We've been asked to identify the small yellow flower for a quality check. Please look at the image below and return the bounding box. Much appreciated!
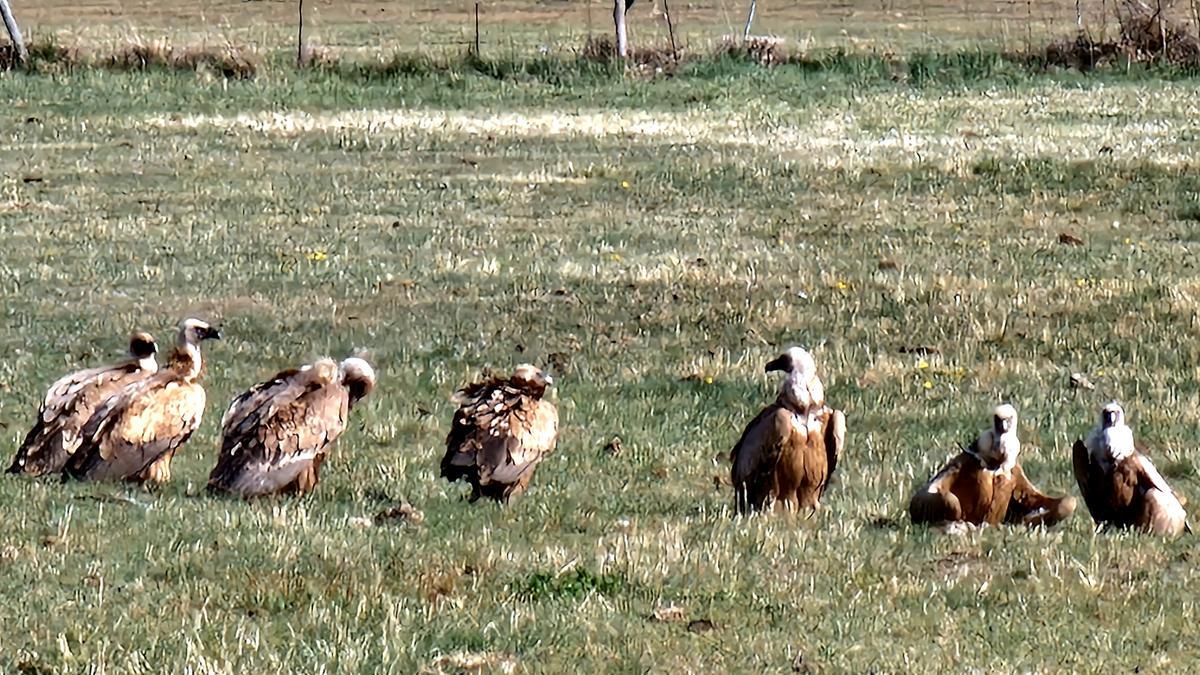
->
[704,376,714,385]
[1124,237,1132,245]
[306,250,328,262]
[923,380,933,390]
[1096,369,1105,377]
[620,180,631,190]
[610,253,622,262]
[1075,278,1086,287]
[917,359,929,370]
[836,280,849,291]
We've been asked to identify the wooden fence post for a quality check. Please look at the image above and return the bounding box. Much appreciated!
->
[474,2,481,56]
[0,0,28,67]
[662,0,677,60]
[743,0,757,40]
[614,0,628,58]
[296,0,307,67]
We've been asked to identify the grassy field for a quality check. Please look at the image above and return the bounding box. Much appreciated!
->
[4,20,1200,674]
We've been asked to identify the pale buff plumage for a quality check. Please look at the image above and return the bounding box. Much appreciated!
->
[910,404,1076,529]
[207,357,376,498]
[1073,402,1187,536]
[64,318,220,486]
[441,364,558,503]
[8,332,158,476]
[730,347,845,514]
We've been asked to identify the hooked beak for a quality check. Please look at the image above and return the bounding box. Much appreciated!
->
[543,374,555,387]
[993,416,1011,435]
[201,326,222,341]
[764,355,788,373]
[1103,410,1118,427]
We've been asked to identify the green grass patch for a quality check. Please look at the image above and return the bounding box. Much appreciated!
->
[1,65,1200,671]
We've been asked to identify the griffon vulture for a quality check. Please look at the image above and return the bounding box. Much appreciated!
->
[8,332,158,476]
[909,404,1076,529]
[441,364,558,503]
[64,318,220,485]
[1072,402,1187,536]
[206,357,376,498]
[730,347,846,514]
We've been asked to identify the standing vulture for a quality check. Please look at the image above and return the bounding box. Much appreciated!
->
[207,357,376,498]
[64,318,220,485]
[730,347,846,514]
[441,364,558,503]
[1072,402,1187,536]
[8,332,158,476]
[910,404,1076,530]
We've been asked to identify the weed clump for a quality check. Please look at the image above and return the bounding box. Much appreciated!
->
[0,36,257,78]
[712,34,786,66]
[581,35,679,75]
[1039,1,1200,71]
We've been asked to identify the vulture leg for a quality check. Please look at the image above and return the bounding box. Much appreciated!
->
[135,451,175,486]
[508,471,536,502]
[1138,489,1187,536]
[283,457,323,496]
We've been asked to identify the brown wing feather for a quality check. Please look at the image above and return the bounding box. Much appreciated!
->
[66,374,205,484]
[219,368,304,431]
[730,403,790,514]
[1005,464,1076,527]
[9,360,149,476]
[1071,439,1103,525]
[820,408,846,496]
[208,370,348,497]
[909,452,969,525]
[441,377,557,502]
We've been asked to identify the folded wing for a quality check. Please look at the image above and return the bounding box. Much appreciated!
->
[209,362,348,497]
[66,373,205,483]
[9,361,148,476]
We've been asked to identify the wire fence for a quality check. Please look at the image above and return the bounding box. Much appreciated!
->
[10,0,1200,61]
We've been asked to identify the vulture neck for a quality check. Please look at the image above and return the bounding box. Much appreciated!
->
[1091,424,1134,465]
[137,355,159,372]
[778,371,813,413]
[971,430,1018,474]
[171,341,203,380]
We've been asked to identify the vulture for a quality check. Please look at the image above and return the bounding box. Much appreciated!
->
[8,332,158,476]
[909,404,1076,529]
[730,347,846,514]
[1072,402,1187,536]
[441,364,558,503]
[63,318,220,485]
[206,357,376,498]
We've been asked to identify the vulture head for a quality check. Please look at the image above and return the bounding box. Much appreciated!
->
[177,317,221,346]
[765,347,823,413]
[764,347,817,378]
[974,403,1020,471]
[512,363,553,396]
[128,329,158,360]
[1091,400,1135,461]
[339,357,376,407]
[307,358,339,386]
[1100,401,1126,429]
[992,403,1018,436]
